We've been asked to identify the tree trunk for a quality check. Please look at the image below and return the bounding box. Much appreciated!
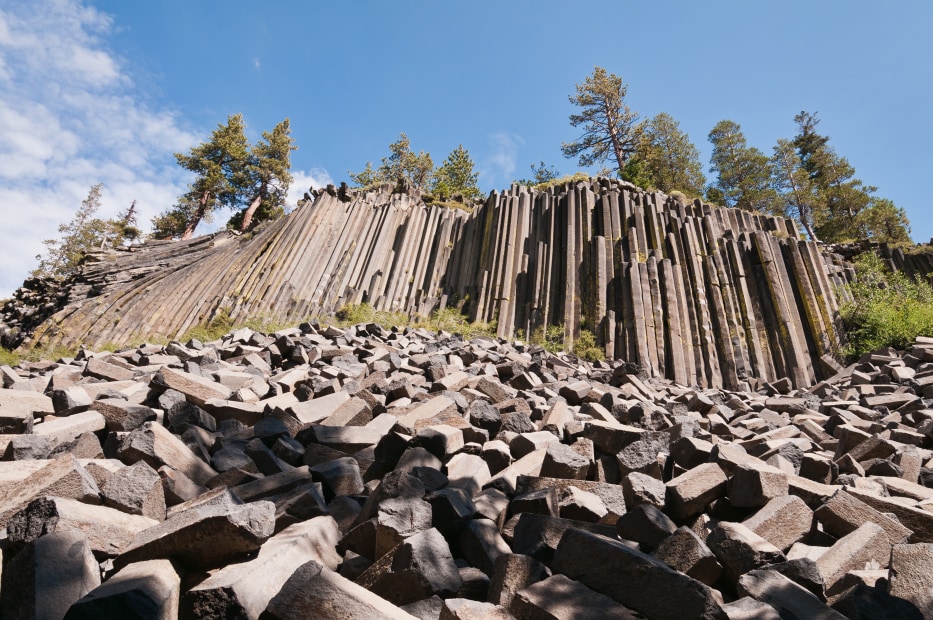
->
[181,191,211,240]
[239,192,264,232]
[604,104,627,175]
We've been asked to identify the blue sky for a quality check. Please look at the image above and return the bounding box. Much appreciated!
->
[1,0,931,298]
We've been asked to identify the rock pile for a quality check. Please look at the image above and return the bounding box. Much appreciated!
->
[1,321,932,618]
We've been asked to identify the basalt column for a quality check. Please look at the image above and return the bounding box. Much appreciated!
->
[16,179,846,391]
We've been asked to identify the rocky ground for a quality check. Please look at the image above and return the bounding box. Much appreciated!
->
[0,321,932,619]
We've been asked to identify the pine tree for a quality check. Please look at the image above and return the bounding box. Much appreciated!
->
[788,111,909,243]
[707,120,777,212]
[348,133,434,190]
[380,133,433,189]
[432,145,482,200]
[624,112,705,196]
[791,111,830,180]
[771,138,819,240]
[516,161,561,187]
[561,66,640,175]
[236,118,296,231]
[33,184,134,279]
[154,114,297,238]
[151,196,200,240]
[348,161,380,188]
[116,200,141,243]
[162,114,249,240]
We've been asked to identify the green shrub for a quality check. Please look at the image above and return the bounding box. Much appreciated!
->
[333,303,496,340]
[669,190,688,205]
[179,307,235,343]
[422,307,497,340]
[841,252,933,358]
[530,172,591,191]
[335,303,409,329]
[519,324,566,353]
[1,343,82,366]
[0,347,20,367]
[572,329,604,362]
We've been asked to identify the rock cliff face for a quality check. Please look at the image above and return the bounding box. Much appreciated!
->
[3,179,852,390]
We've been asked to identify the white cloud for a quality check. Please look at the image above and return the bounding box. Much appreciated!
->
[286,168,334,210]
[253,57,261,70]
[481,132,524,187]
[0,0,196,299]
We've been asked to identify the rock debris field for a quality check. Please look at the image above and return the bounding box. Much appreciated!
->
[1,321,932,619]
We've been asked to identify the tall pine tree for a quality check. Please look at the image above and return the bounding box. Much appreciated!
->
[172,114,249,240]
[153,114,296,238]
[432,145,482,201]
[788,111,909,243]
[623,112,705,197]
[707,120,777,213]
[232,118,296,231]
[349,133,434,190]
[34,184,138,278]
[561,66,640,176]
[771,138,819,240]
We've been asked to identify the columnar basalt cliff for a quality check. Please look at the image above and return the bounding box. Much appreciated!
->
[2,179,852,390]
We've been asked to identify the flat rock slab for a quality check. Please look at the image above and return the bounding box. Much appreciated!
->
[91,398,157,432]
[665,462,728,520]
[65,559,180,620]
[552,528,727,619]
[115,497,275,571]
[356,527,462,606]
[289,391,352,426]
[440,598,515,620]
[1,530,100,620]
[0,454,100,527]
[262,559,418,619]
[844,487,933,543]
[85,356,136,381]
[737,569,847,620]
[33,410,106,448]
[182,516,341,619]
[742,495,813,552]
[8,496,158,557]
[815,522,890,597]
[510,574,642,619]
[0,389,55,415]
[152,367,232,406]
[887,543,933,617]
[815,488,912,544]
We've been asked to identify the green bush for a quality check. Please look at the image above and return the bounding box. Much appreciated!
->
[572,329,604,362]
[841,252,933,358]
[0,347,20,367]
[335,303,409,329]
[519,324,566,354]
[0,343,83,366]
[333,303,497,339]
[423,307,496,340]
[179,307,236,343]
